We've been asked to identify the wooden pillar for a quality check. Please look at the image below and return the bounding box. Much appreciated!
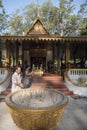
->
[66,42,70,68]
[15,43,18,65]
[52,44,54,62]
[57,43,60,74]
[6,40,10,60]
[52,44,55,73]
[0,50,2,67]
[85,47,87,59]
[12,41,16,65]
[5,40,10,67]
[22,42,24,66]
[15,41,20,65]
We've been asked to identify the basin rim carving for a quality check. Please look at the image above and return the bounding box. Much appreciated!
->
[5,88,68,111]
[5,88,68,130]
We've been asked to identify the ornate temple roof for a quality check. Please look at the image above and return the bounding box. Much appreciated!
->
[0,17,87,43]
[26,17,50,36]
[0,35,87,43]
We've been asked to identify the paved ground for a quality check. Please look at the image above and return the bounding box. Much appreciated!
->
[0,96,87,130]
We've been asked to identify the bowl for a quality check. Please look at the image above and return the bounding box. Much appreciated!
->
[5,88,68,130]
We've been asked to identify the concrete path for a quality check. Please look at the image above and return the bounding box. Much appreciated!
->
[57,97,87,130]
[0,96,87,130]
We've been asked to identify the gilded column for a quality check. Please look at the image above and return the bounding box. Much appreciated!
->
[65,42,70,68]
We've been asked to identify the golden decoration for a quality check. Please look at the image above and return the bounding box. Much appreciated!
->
[5,88,68,130]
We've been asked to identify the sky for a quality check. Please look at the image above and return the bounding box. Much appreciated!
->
[2,0,86,14]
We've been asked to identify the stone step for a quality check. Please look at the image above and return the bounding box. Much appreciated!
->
[58,90,72,95]
[42,77,63,82]
[45,87,73,96]
[63,91,73,95]
[0,74,74,100]
[49,84,66,88]
[54,87,69,91]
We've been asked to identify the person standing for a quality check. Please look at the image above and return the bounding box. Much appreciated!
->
[80,57,85,68]
[22,66,32,88]
[11,66,24,92]
[84,59,87,68]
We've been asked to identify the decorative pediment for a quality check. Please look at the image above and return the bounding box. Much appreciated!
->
[26,18,50,36]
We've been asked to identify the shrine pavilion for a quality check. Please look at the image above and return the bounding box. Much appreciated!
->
[0,16,87,74]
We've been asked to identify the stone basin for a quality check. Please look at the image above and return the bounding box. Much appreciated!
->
[5,88,68,130]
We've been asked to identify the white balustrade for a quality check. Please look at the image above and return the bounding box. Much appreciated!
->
[65,68,87,97]
[0,68,11,93]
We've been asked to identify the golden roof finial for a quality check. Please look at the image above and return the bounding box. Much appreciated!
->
[37,0,40,17]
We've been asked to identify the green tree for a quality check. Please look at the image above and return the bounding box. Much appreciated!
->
[78,0,87,36]
[7,10,24,35]
[6,0,83,36]
[0,0,8,34]
[23,3,38,31]
[6,3,38,35]
[80,26,87,36]
[38,0,81,36]
[78,0,87,18]
[40,1,58,34]
[55,0,81,36]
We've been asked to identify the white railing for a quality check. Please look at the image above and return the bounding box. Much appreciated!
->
[68,69,87,76]
[0,68,11,93]
[65,68,87,97]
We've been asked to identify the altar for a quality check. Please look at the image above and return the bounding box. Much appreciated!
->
[33,69,44,76]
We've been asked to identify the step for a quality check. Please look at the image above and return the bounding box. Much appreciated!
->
[42,77,63,82]
[1,91,10,95]
[63,91,73,95]
[0,74,74,99]
[49,84,65,88]
[55,88,69,91]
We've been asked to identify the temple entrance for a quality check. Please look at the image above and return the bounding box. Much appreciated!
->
[30,57,46,70]
[30,49,47,71]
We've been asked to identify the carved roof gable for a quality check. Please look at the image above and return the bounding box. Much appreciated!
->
[26,18,50,36]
